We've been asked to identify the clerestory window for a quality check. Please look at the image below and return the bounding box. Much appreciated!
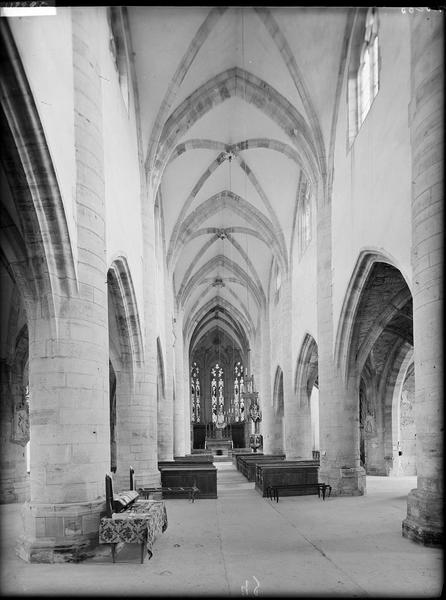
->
[347,8,380,147]
[297,179,312,259]
[108,7,130,113]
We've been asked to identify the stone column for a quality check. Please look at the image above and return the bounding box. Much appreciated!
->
[402,10,443,546]
[183,342,192,454]
[17,7,110,562]
[294,400,312,459]
[258,311,274,454]
[282,276,301,459]
[173,312,186,456]
[317,193,365,495]
[156,343,174,462]
[140,213,160,485]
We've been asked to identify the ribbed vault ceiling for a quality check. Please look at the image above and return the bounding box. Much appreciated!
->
[127,6,349,353]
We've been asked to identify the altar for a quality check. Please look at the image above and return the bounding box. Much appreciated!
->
[205,438,233,456]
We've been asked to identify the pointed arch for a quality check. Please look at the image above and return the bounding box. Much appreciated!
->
[150,67,321,196]
[167,150,287,272]
[169,189,287,272]
[178,253,265,310]
[253,7,326,183]
[334,249,411,382]
[294,333,318,409]
[189,304,249,358]
[156,337,166,401]
[273,366,284,416]
[184,296,254,348]
[0,19,77,310]
[107,256,144,370]
[145,6,229,176]
[168,138,302,166]
[173,229,266,300]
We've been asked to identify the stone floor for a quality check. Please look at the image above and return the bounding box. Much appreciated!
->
[0,463,443,598]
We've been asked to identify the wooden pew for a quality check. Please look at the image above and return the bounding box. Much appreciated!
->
[269,482,332,502]
[174,454,214,464]
[236,452,263,471]
[105,469,139,517]
[238,454,286,481]
[159,464,217,499]
[254,459,317,486]
[139,462,217,500]
[102,470,168,563]
[231,449,260,466]
[237,454,286,480]
[255,461,320,498]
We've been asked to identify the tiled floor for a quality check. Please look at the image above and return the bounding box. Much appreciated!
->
[0,463,442,597]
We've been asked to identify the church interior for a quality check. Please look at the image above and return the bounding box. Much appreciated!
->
[0,5,443,597]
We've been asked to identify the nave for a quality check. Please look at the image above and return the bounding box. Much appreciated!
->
[0,462,441,598]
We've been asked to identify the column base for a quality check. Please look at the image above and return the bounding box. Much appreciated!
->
[320,465,366,496]
[16,498,105,563]
[402,488,443,547]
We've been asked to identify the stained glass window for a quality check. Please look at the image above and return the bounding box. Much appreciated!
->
[234,362,245,422]
[211,363,224,423]
[190,362,200,423]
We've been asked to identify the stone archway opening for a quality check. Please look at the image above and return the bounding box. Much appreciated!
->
[393,362,416,476]
[294,334,318,459]
[272,367,285,454]
[310,383,319,457]
[107,259,143,489]
[340,258,414,478]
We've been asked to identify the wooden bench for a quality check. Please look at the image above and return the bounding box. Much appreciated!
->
[243,456,287,481]
[267,482,332,502]
[102,468,167,563]
[174,454,214,464]
[255,461,320,497]
[159,464,217,499]
[236,452,265,472]
[254,459,317,485]
[138,484,199,502]
[231,449,258,466]
[105,467,139,517]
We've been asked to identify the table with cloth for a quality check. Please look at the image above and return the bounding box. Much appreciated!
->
[99,499,168,563]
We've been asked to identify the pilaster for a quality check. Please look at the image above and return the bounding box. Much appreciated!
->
[402,9,443,546]
[17,7,110,561]
[317,192,365,496]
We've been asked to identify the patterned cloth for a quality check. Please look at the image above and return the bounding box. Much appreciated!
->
[99,500,168,559]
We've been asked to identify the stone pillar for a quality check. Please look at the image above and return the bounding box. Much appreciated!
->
[140,233,159,485]
[173,312,186,456]
[17,7,110,562]
[282,277,301,459]
[317,194,365,495]
[139,145,160,484]
[258,311,274,454]
[156,341,173,461]
[294,400,312,459]
[183,343,192,454]
[402,10,443,546]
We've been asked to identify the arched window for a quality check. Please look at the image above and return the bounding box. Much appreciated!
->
[190,362,200,423]
[357,8,379,127]
[108,7,130,112]
[297,179,312,259]
[347,8,380,146]
[211,363,224,423]
[233,361,245,422]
